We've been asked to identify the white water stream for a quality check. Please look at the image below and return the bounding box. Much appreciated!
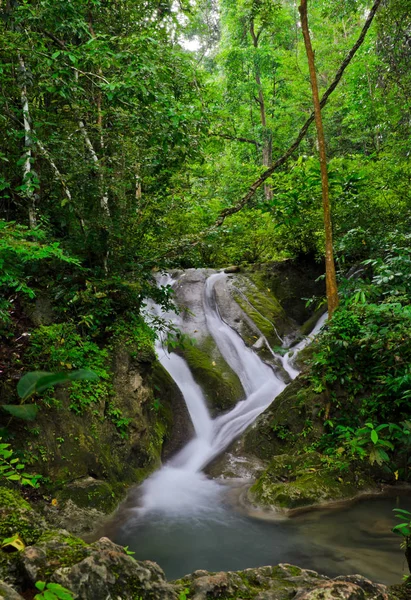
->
[137,271,324,516]
[111,272,411,585]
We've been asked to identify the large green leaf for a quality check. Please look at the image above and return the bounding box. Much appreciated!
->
[2,404,39,421]
[17,372,52,400]
[17,370,99,401]
[67,369,99,382]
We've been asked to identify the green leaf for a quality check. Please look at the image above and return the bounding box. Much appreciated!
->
[394,509,411,516]
[35,582,46,592]
[67,369,99,382]
[17,372,52,400]
[46,583,74,599]
[371,429,378,444]
[17,370,99,401]
[2,404,39,421]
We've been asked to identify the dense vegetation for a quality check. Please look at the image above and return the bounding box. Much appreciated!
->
[1,0,411,498]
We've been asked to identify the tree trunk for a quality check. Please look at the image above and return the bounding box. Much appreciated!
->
[250,20,272,201]
[299,0,339,317]
[18,54,37,229]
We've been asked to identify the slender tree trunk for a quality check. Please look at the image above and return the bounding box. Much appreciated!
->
[250,20,272,201]
[18,54,37,228]
[75,71,110,219]
[299,0,339,317]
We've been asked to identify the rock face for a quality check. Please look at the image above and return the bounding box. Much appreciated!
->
[3,343,192,530]
[179,565,390,600]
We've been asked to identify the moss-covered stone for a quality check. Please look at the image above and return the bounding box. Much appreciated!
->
[180,336,244,413]
[243,376,326,461]
[247,259,325,326]
[151,361,193,459]
[0,489,31,512]
[231,274,287,346]
[0,487,47,548]
[34,530,89,579]
[56,479,117,513]
[249,453,372,509]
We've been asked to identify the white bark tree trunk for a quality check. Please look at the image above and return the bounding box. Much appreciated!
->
[18,54,37,228]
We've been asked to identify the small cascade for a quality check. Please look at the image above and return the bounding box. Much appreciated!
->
[281,311,328,380]
[137,270,322,516]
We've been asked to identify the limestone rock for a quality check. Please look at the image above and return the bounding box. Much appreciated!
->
[51,537,178,600]
[0,581,24,600]
[180,565,389,600]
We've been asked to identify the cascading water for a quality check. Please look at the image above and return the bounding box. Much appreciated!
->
[110,270,409,583]
[138,271,286,514]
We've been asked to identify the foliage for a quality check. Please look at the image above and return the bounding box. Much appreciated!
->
[0,439,40,487]
[34,581,74,600]
[26,324,111,415]
[0,221,80,333]
[310,237,411,479]
[393,508,411,538]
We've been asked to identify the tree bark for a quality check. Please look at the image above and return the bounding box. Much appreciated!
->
[250,20,272,200]
[299,0,338,317]
[18,54,37,229]
[215,0,382,227]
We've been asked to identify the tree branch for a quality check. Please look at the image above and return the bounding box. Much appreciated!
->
[215,0,383,227]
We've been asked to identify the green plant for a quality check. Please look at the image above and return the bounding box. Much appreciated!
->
[178,588,190,600]
[336,423,394,466]
[34,581,74,600]
[0,439,40,487]
[123,545,135,556]
[1,369,99,423]
[393,508,411,576]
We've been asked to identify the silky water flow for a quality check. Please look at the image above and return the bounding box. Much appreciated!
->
[110,271,409,585]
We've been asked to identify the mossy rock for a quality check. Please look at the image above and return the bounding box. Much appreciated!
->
[231,274,287,346]
[243,377,326,461]
[248,259,325,325]
[0,488,47,547]
[0,551,21,589]
[179,336,244,413]
[250,453,371,509]
[151,361,193,459]
[56,479,117,513]
[0,489,31,512]
[37,530,89,570]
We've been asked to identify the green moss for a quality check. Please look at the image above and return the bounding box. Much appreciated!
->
[0,510,44,546]
[283,566,302,577]
[250,453,367,509]
[57,480,117,513]
[243,378,325,461]
[181,336,244,412]
[0,488,31,511]
[232,273,286,345]
[35,531,89,579]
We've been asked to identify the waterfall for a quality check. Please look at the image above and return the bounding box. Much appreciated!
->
[138,271,323,515]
